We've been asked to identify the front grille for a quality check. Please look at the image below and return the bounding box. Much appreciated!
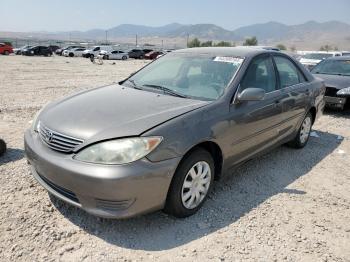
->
[39,174,80,203]
[39,123,84,153]
[325,87,339,97]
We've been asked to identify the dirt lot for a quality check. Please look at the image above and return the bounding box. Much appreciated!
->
[0,55,350,262]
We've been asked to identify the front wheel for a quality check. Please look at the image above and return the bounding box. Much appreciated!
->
[288,112,313,148]
[122,56,127,60]
[164,148,214,218]
[4,51,9,55]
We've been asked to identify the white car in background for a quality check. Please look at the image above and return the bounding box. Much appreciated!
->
[63,47,86,57]
[98,50,129,60]
[82,45,114,58]
[299,51,342,70]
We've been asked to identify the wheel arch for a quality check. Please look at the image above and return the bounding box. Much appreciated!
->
[179,141,223,181]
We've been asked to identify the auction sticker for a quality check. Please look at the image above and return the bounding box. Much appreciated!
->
[213,57,244,65]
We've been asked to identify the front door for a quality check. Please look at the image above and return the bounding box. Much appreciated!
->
[225,54,284,166]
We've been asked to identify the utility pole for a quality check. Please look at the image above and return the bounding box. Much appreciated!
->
[105,30,108,44]
[161,39,164,49]
[135,34,138,47]
[186,33,189,48]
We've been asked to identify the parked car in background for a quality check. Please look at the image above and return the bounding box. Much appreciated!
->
[142,49,153,54]
[22,46,53,56]
[55,46,84,56]
[128,49,145,59]
[63,47,86,57]
[311,56,350,110]
[98,50,128,60]
[0,43,13,55]
[48,45,60,53]
[82,46,114,58]
[25,47,325,219]
[0,138,6,156]
[342,51,350,56]
[145,51,164,60]
[13,45,32,55]
[300,52,341,70]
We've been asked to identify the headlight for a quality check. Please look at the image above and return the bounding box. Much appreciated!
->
[30,102,50,131]
[337,87,350,96]
[74,137,163,165]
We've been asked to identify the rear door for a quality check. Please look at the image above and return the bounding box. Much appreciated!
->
[226,54,284,165]
[272,55,310,138]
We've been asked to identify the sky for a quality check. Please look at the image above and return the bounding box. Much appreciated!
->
[1,0,350,32]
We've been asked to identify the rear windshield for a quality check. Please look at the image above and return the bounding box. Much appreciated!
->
[311,59,350,76]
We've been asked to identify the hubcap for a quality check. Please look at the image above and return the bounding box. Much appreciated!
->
[181,161,211,209]
[300,116,311,143]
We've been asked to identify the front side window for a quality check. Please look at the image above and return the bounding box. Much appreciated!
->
[274,56,305,88]
[93,47,100,51]
[240,56,277,93]
[129,53,243,100]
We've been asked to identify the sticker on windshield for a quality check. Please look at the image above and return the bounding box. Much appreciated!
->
[213,57,244,65]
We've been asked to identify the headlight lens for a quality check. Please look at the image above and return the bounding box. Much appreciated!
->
[74,137,162,164]
[337,87,350,96]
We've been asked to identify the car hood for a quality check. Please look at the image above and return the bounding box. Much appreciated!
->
[313,74,350,89]
[40,84,209,145]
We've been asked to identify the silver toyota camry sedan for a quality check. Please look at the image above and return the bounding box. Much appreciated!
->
[25,47,325,218]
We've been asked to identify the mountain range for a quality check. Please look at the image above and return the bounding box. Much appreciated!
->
[1,20,350,49]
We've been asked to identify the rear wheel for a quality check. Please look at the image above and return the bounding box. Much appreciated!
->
[164,148,214,218]
[4,51,9,55]
[122,56,127,60]
[288,112,312,148]
[69,53,74,57]
[139,55,144,59]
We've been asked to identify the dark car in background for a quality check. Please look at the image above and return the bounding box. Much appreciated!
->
[0,43,13,55]
[25,47,325,219]
[311,56,350,110]
[144,51,164,60]
[22,46,53,56]
[48,45,60,53]
[128,49,145,59]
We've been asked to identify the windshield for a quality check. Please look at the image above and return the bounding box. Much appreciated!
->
[304,53,333,60]
[311,59,350,76]
[128,53,243,100]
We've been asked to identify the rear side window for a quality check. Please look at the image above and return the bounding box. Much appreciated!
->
[274,56,306,88]
[240,56,277,93]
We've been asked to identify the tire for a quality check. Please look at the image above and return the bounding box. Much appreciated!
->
[288,112,313,148]
[69,53,74,57]
[0,139,6,156]
[122,56,127,60]
[139,55,144,59]
[4,51,9,55]
[103,55,108,60]
[164,148,215,218]
[90,54,94,59]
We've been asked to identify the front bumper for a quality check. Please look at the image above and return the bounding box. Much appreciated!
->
[324,96,347,109]
[24,130,180,218]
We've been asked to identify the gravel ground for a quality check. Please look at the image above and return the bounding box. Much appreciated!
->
[0,55,350,262]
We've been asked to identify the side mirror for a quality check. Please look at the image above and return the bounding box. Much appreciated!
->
[237,88,265,102]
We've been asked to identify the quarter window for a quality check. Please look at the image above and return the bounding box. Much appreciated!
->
[240,56,277,93]
[274,56,306,88]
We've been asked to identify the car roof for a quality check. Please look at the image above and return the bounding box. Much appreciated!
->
[173,47,276,58]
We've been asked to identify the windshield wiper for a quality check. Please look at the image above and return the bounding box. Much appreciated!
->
[126,79,143,90]
[142,84,187,98]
